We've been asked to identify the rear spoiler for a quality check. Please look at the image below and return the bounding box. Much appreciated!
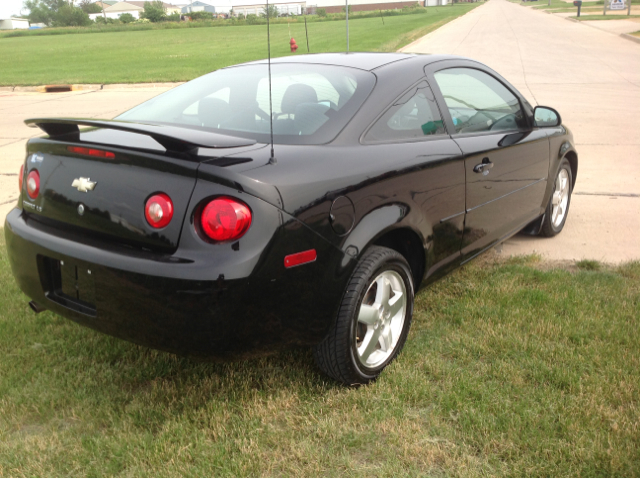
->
[25,118,257,156]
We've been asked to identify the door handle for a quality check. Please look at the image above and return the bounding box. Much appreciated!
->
[473,157,494,174]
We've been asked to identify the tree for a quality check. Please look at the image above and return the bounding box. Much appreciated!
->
[141,0,166,22]
[23,0,66,25]
[118,12,136,22]
[53,4,92,26]
[78,0,103,13]
[261,4,278,17]
[316,8,327,17]
[23,0,92,26]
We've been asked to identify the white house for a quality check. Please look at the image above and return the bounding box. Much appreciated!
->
[182,0,233,15]
[231,0,303,16]
[0,17,30,29]
[89,1,181,20]
[230,0,425,16]
[310,0,430,13]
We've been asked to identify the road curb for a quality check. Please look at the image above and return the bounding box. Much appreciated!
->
[102,82,185,90]
[1,82,184,93]
[620,32,640,44]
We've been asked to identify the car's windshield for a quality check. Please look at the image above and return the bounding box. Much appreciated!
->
[117,63,376,145]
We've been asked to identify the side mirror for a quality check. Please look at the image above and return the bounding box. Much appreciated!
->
[533,106,561,127]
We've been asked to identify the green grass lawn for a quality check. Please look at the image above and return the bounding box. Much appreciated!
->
[632,30,640,35]
[0,5,478,86]
[570,13,640,18]
[532,0,597,10]
[530,0,638,8]
[1,230,639,476]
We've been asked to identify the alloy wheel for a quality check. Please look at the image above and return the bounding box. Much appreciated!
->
[551,168,570,228]
[355,270,407,368]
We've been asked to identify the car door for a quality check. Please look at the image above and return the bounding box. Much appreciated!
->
[359,79,467,277]
[426,62,550,260]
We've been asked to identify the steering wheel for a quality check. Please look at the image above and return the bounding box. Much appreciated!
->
[489,113,517,131]
[221,103,270,127]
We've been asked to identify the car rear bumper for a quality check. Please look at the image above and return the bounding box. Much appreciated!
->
[4,208,354,358]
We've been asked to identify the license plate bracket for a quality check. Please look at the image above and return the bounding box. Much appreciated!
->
[41,256,97,316]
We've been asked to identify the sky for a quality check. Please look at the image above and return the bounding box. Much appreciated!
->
[0,0,29,18]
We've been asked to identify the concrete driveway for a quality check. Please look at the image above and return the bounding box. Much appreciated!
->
[0,87,172,221]
[402,0,640,263]
[2,2,638,263]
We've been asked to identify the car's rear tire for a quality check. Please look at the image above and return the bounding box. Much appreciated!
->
[540,158,573,237]
[313,246,414,385]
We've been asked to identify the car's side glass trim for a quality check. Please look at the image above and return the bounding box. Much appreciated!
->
[360,77,450,145]
[425,63,534,136]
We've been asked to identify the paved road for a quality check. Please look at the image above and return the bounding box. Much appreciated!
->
[402,0,640,263]
[0,87,172,220]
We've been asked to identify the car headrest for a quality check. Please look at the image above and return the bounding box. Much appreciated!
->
[281,84,318,115]
[198,97,231,128]
[294,103,330,135]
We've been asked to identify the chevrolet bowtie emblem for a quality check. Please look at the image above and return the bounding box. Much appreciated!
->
[72,177,97,193]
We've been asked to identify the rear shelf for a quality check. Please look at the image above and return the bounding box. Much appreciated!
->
[22,138,198,253]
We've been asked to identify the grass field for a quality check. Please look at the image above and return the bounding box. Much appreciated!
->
[1,230,639,476]
[526,0,638,9]
[570,13,640,18]
[0,5,478,86]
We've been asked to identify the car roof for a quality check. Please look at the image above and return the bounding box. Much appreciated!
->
[242,52,463,71]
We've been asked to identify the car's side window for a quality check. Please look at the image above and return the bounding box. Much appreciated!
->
[365,80,446,142]
[433,68,526,134]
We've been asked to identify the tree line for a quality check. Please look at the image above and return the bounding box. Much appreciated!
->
[23,0,172,27]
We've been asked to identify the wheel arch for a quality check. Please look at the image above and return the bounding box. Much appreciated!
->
[564,149,578,189]
[372,227,425,289]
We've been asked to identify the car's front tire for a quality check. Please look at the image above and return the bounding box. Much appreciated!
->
[541,158,573,237]
[313,246,414,385]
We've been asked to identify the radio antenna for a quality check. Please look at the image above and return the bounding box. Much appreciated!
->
[266,0,276,164]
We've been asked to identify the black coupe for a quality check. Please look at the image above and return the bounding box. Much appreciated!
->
[5,53,577,385]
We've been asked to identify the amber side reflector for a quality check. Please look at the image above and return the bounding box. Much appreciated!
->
[284,249,317,269]
[67,146,115,159]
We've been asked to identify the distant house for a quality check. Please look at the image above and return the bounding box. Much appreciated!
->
[0,17,29,29]
[90,1,181,20]
[94,0,118,8]
[309,0,425,13]
[231,0,303,16]
[181,0,232,15]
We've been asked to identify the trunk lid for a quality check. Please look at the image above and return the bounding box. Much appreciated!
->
[21,119,267,253]
[23,137,197,253]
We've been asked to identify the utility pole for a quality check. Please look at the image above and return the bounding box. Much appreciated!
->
[345,0,349,52]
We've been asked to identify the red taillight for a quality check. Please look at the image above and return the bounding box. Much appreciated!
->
[67,146,115,159]
[26,170,40,199]
[199,197,252,242]
[284,249,317,268]
[19,164,24,192]
[145,193,173,228]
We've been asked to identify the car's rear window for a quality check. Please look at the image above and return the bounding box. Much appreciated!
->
[117,64,376,145]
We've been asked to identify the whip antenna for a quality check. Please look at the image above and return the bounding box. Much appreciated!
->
[267,0,276,164]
